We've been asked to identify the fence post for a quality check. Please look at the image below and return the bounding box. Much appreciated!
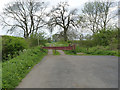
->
[55,47,56,54]
[73,44,76,50]
[55,49,56,54]
[69,44,70,47]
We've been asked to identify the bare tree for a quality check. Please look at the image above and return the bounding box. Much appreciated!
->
[82,1,100,33]
[54,29,78,41]
[98,1,116,30]
[48,2,78,41]
[0,0,47,38]
[81,1,115,34]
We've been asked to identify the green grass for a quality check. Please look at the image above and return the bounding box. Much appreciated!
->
[52,42,119,56]
[53,50,60,55]
[52,42,72,55]
[45,42,119,56]
[52,42,69,46]
[63,50,76,55]
[2,46,48,88]
[75,45,119,56]
[45,43,51,46]
[2,35,29,61]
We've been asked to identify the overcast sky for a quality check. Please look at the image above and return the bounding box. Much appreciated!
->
[0,0,119,37]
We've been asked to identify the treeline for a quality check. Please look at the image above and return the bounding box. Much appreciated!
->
[0,0,118,42]
[71,28,119,56]
[73,28,118,49]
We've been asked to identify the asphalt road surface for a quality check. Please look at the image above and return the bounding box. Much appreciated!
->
[17,50,118,88]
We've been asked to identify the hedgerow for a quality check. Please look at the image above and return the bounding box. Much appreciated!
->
[2,35,29,61]
[2,46,48,88]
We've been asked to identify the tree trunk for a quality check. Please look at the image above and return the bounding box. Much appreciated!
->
[24,33,29,39]
[64,28,67,41]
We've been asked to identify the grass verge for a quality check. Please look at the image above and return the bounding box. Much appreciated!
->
[63,50,76,55]
[75,46,119,56]
[64,45,119,56]
[53,50,60,55]
[2,46,48,88]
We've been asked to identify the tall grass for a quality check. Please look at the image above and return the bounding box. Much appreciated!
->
[2,46,48,88]
[75,45,118,56]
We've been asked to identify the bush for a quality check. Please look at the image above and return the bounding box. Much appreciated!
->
[67,41,71,43]
[64,50,76,55]
[72,40,95,48]
[26,38,47,47]
[2,46,48,88]
[27,33,47,47]
[2,36,29,61]
[72,28,118,50]
[93,29,118,46]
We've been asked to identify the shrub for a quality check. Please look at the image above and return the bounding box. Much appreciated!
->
[27,33,47,47]
[93,29,118,46]
[2,36,29,61]
[67,41,71,43]
[2,46,48,88]
[26,38,47,47]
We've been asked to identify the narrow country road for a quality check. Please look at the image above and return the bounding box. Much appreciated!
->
[17,50,118,88]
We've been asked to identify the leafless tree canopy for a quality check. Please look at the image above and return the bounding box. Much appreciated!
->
[0,0,118,40]
[81,1,116,34]
[0,0,47,38]
[47,2,79,41]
